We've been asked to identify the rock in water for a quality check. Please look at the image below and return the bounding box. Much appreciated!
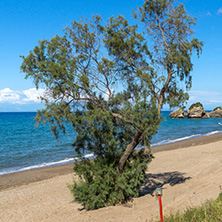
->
[202,111,210,119]
[169,109,185,118]
[169,104,222,119]
[209,110,222,118]
[187,102,209,118]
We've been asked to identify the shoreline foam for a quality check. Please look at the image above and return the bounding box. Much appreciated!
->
[1,130,222,176]
[0,132,222,191]
[151,130,222,146]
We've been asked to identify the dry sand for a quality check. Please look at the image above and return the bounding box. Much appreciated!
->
[1,134,222,222]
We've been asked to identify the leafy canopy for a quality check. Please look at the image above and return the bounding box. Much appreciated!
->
[105,0,204,112]
[21,15,160,209]
[20,0,203,209]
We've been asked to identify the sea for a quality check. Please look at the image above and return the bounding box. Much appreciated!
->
[0,111,222,176]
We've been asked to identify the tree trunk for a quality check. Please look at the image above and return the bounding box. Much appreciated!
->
[157,70,174,116]
[118,131,143,173]
[158,96,163,117]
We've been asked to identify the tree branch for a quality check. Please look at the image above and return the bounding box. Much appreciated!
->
[112,112,141,132]
[118,130,143,172]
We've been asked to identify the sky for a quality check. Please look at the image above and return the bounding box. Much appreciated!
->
[0,0,222,111]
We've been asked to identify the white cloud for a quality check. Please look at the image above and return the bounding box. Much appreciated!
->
[187,91,222,110]
[0,88,21,104]
[0,88,45,104]
[217,8,222,15]
[206,12,212,16]
[23,88,45,102]
[188,91,222,97]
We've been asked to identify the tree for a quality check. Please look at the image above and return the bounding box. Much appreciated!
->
[105,0,204,115]
[20,0,204,210]
[21,16,160,209]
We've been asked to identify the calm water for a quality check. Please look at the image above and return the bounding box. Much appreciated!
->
[0,111,222,175]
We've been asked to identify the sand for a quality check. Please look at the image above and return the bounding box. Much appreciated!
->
[1,134,222,222]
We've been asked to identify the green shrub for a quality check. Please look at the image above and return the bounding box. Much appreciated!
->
[69,150,152,210]
[68,96,159,210]
[189,102,203,110]
[213,106,222,111]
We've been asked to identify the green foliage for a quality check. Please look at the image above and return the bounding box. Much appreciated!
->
[68,101,158,210]
[21,14,160,210]
[72,100,159,157]
[70,150,152,210]
[213,106,222,111]
[20,0,203,210]
[165,90,189,109]
[105,0,204,111]
[189,102,203,110]
[163,192,222,222]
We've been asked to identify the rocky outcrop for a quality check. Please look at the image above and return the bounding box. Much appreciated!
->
[187,106,206,118]
[202,111,210,119]
[209,110,222,118]
[213,106,222,111]
[169,108,185,118]
[186,102,210,119]
[169,103,222,119]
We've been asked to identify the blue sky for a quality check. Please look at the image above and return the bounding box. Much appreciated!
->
[0,0,222,111]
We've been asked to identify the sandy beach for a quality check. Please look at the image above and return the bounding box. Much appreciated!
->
[1,133,222,222]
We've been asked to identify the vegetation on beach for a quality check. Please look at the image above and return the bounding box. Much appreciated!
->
[69,150,153,210]
[21,0,203,210]
[162,192,222,222]
[21,15,160,209]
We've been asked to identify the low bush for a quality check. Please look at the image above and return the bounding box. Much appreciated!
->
[69,150,152,210]
[188,102,203,110]
[213,106,222,111]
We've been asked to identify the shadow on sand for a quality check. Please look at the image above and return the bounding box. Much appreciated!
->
[139,171,191,197]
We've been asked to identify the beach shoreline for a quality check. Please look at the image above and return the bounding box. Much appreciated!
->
[1,133,222,221]
[1,132,222,191]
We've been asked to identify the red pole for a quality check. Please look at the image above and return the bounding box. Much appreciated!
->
[158,195,163,222]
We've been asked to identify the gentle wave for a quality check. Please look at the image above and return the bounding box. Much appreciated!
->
[1,130,222,176]
[0,153,95,176]
[151,130,222,147]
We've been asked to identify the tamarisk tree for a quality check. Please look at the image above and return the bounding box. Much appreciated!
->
[105,0,204,115]
[21,16,160,209]
[21,0,203,210]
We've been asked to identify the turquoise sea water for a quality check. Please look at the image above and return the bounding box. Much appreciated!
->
[0,111,222,175]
